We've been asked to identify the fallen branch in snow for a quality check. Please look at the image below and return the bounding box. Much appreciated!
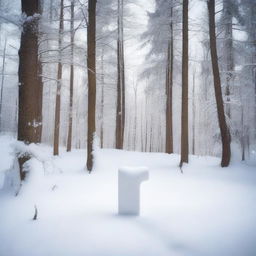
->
[32,205,38,220]
[51,185,58,191]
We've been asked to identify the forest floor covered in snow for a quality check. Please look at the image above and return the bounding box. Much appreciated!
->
[0,134,256,256]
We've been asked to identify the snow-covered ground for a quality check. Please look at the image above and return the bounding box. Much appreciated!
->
[0,134,256,256]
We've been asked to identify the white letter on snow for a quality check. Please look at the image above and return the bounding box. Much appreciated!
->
[118,167,149,215]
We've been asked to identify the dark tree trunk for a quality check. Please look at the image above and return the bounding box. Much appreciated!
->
[165,5,174,154]
[38,50,43,141]
[67,0,75,152]
[180,0,189,167]
[53,0,64,156]
[116,37,122,148]
[208,0,231,167]
[18,0,42,144]
[86,0,97,172]
[192,70,196,155]
[116,0,125,149]
[100,48,105,148]
[18,0,42,179]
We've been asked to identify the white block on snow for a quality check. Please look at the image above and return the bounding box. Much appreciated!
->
[118,166,149,215]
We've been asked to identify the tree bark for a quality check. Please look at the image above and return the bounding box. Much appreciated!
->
[165,5,174,154]
[116,0,125,149]
[180,0,189,167]
[18,0,42,144]
[208,0,231,167]
[67,0,75,152]
[100,48,105,148]
[18,0,42,180]
[192,69,196,155]
[53,0,64,156]
[86,0,97,171]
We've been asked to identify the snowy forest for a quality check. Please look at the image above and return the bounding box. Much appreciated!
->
[0,0,256,255]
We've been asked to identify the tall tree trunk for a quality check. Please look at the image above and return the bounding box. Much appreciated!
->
[37,0,43,142]
[67,0,75,152]
[100,48,105,148]
[53,0,64,156]
[38,51,43,141]
[18,0,42,143]
[121,3,125,147]
[165,5,174,154]
[145,92,149,151]
[240,106,245,161]
[133,83,137,150]
[86,0,97,171]
[208,0,231,167]
[180,0,189,167]
[116,35,122,148]
[192,69,196,155]
[116,0,125,149]
[18,0,42,180]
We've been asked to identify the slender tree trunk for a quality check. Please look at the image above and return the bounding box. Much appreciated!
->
[149,123,153,152]
[241,106,245,161]
[0,37,7,130]
[86,0,97,171]
[67,0,75,152]
[140,107,144,151]
[192,69,196,155]
[53,0,64,156]
[165,5,174,154]
[38,53,43,141]
[208,0,231,167]
[116,0,125,149]
[116,32,122,148]
[18,0,42,180]
[180,0,189,167]
[100,48,105,148]
[145,93,149,151]
[121,0,125,147]
[133,83,137,150]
